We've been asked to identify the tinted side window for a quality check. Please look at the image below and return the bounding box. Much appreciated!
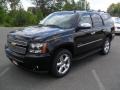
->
[101,13,111,20]
[101,13,113,26]
[80,14,92,25]
[91,14,103,27]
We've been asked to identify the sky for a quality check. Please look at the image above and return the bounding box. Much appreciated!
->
[89,0,120,11]
[21,0,120,11]
[21,0,34,10]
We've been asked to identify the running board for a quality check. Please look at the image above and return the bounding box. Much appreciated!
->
[73,48,102,61]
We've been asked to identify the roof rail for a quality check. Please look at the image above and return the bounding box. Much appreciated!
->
[87,10,96,12]
[87,10,106,13]
[97,10,106,13]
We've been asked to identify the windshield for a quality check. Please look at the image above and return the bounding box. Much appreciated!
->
[40,13,76,29]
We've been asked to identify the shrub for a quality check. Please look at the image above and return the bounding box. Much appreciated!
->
[7,9,38,27]
[0,7,5,24]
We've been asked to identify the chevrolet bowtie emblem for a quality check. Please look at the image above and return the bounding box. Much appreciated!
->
[11,42,17,46]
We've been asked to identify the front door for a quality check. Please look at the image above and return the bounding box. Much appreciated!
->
[74,13,95,56]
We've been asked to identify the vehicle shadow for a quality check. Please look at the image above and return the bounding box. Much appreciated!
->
[72,53,101,70]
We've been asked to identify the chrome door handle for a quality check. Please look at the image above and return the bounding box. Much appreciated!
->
[91,32,95,35]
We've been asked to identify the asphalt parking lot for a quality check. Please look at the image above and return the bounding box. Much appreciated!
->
[0,27,120,90]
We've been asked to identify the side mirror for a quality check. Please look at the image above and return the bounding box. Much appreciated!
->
[78,23,92,29]
[39,20,42,25]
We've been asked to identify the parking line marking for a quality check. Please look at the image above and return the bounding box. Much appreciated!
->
[92,69,105,90]
[0,67,10,78]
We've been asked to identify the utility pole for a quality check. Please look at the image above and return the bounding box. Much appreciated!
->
[84,0,87,10]
[81,0,87,10]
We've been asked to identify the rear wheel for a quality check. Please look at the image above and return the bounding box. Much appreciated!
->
[101,38,111,55]
[51,49,72,78]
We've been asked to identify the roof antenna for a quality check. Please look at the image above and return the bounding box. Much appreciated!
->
[74,10,76,13]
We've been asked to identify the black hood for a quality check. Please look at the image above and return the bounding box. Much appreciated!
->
[11,26,65,39]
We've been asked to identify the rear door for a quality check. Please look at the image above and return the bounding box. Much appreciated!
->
[90,13,105,48]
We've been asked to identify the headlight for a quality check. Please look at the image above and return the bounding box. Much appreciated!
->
[29,43,48,54]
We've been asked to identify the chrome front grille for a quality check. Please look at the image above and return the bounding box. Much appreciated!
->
[8,43,26,54]
[8,36,27,46]
[7,35,27,54]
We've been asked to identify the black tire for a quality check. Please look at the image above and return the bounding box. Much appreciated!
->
[51,49,72,78]
[100,38,111,55]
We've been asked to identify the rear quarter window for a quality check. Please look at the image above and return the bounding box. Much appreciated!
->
[101,13,113,27]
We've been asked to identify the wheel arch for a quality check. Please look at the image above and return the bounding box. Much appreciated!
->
[106,34,112,41]
[51,43,74,56]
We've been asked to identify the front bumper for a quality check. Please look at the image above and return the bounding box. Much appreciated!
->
[5,48,51,71]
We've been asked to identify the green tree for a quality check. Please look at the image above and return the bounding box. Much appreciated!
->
[0,7,5,24]
[10,9,37,26]
[0,0,7,9]
[63,0,90,10]
[0,0,90,27]
[31,0,49,16]
[107,3,120,17]
[7,0,20,10]
[0,0,7,25]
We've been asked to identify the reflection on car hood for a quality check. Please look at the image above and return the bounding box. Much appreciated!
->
[11,26,65,39]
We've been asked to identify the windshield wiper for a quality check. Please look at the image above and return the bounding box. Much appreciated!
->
[45,24,62,28]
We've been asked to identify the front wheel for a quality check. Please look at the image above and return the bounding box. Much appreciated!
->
[101,38,111,55]
[51,49,72,78]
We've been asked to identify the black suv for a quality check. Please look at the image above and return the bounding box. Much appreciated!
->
[5,11,115,77]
